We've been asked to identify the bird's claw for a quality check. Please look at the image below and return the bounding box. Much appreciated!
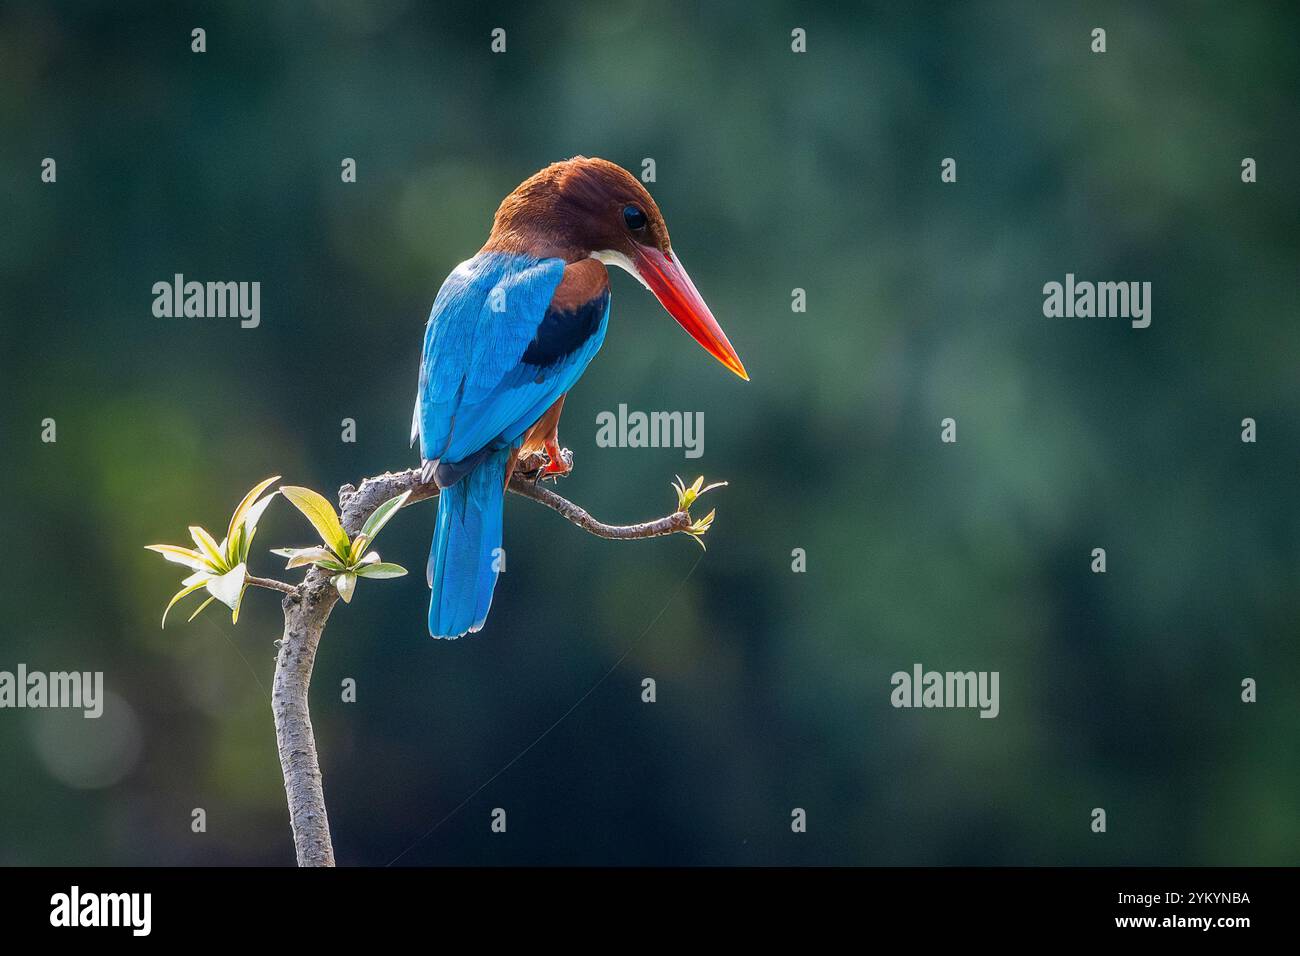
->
[536,445,573,482]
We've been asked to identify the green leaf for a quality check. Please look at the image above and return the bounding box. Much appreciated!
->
[226,476,281,546]
[277,546,346,571]
[189,526,227,570]
[145,544,214,572]
[684,508,717,550]
[205,563,246,610]
[227,523,244,565]
[230,584,248,625]
[236,523,261,564]
[280,486,350,560]
[359,490,411,544]
[161,580,209,628]
[237,494,280,561]
[354,562,408,579]
[671,475,726,511]
[671,476,688,510]
[331,572,356,603]
[187,595,216,622]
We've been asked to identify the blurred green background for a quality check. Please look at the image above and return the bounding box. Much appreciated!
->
[1,0,1297,865]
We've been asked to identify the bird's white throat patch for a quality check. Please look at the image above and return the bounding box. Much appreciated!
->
[589,249,650,292]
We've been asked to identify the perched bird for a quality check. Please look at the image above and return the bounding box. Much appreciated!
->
[413,156,747,639]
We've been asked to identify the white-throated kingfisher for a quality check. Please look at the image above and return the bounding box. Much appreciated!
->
[412,156,747,639]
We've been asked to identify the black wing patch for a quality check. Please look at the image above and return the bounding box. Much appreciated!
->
[521,290,609,369]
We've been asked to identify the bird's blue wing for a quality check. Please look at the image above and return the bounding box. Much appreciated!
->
[414,251,609,471]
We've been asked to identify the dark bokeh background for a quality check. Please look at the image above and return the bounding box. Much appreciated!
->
[2,1,1297,865]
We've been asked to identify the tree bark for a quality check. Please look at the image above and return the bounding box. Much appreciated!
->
[268,470,419,867]
[272,579,339,866]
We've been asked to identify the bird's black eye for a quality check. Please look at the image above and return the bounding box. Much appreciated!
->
[623,204,647,231]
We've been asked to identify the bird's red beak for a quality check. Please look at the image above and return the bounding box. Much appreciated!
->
[633,246,749,381]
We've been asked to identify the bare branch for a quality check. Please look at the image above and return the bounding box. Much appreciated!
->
[246,575,298,595]
[333,452,698,541]
[508,479,691,538]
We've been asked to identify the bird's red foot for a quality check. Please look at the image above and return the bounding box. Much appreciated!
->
[541,441,572,479]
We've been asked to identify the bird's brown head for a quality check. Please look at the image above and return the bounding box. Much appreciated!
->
[486,156,668,261]
[485,156,748,380]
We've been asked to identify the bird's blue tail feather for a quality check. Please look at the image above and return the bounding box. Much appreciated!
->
[427,448,510,638]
